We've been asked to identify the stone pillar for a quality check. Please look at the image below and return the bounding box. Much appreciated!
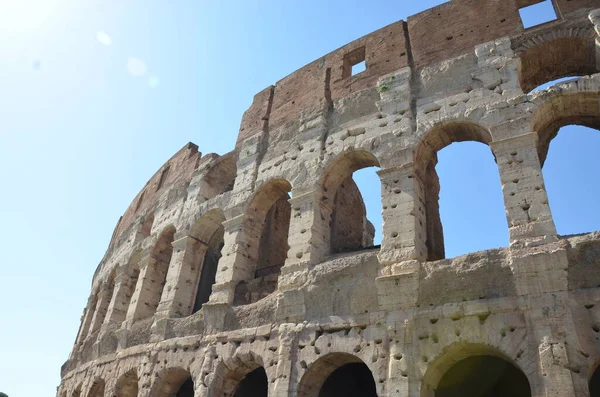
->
[281,191,331,277]
[377,165,427,272]
[590,9,600,70]
[87,285,114,335]
[124,253,164,323]
[209,215,255,304]
[155,234,207,319]
[375,164,426,311]
[103,267,136,326]
[490,133,557,246]
[74,293,98,346]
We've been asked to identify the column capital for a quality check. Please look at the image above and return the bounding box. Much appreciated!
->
[489,132,538,152]
[377,163,419,179]
[222,214,245,231]
[171,234,207,251]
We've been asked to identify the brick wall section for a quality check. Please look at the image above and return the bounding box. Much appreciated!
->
[237,0,598,146]
[407,0,522,69]
[555,0,599,17]
[111,143,202,246]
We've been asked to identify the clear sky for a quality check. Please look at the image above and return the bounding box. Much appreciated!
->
[0,1,598,396]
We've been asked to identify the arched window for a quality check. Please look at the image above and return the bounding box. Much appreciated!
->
[87,378,105,397]
[233,367,268,397]
[430,355,530,397]
[421,344,532,397]
[115,369,138,397]
[141,211,155,237]
[214,363,269,397]
[517,33,598,93]
[189,209,225,313]
[72,384,82,397]
[415,122,507,260]
[233,179,292,305]
[297,353,377,397]
[322,150,381,254]
[153,368,194,397]
[147,226,176,316]
[534,91,600,235]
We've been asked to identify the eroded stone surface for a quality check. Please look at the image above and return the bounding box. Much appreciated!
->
[59,2,600,397]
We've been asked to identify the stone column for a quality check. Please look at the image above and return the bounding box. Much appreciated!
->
[155,234,207,319]
[124,253,164,323]
[377,165,427,271]
[103,267,135,326]
[281,191,331,277]
[87,285,114,335]
[490,133,557,246]
[209,215,255,305]
[73,293,98,348]
[375,164,426,311]
[591,9,600,70]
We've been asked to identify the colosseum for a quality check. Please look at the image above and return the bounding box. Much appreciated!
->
[58,1,600,396]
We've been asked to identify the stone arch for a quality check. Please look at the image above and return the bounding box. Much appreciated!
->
[188,208,226,313]
[201,152,237,199]
[89,269,117,334]
[420,343,532,397]
[210,356,269,397]
[296,352,377,397]
[72,383,83,397]
[321,149,381,254]
[120,250,142,322]
[141,211,155,237]
[414,121,495,260]
[589,358,600,397]
[233,178,292,305]
[147,225,177,316]
[87,378,106,397]
[114,369,139,397]
[532,86,600,165]
[514,28,597,93]
[152,367,194,397]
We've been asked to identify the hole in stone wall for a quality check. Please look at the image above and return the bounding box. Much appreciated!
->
[543,126,600,236]
[175,377,194,397]
[518,0,558,29]
[343,46,367,78]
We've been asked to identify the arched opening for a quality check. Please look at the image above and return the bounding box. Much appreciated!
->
[233,179,292,306]
[421,344,531,397]
[153,368,194,397]
[534,92,600,235]
[189,209,226,313]
[141,211,155,237]
[147,226,176,316]
[87,378,105,397]
[415,122,506,260]
[72,384,82,397]
[120,251,142,323]
[432,356,531,397]
[589,361,600,397]
[517,34,597,93]
[115,369,139,397]
[233,367,268,397]
[297,353,377,397]
[322,150,381,254]
[89,270,116,334]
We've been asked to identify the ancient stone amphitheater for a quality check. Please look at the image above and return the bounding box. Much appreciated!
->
[58,1,600,396]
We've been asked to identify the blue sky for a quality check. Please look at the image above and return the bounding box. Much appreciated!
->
[0,1,597,396]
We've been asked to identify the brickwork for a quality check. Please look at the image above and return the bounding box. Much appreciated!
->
[59,2,600,397]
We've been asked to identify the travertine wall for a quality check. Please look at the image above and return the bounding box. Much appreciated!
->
[59,1,600,396]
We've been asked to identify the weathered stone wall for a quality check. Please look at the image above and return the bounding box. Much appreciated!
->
[59,1,600,396]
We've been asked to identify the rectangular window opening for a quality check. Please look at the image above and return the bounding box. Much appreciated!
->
[156,166,170,191]
[343,46,367,78]
[519,0,558,29]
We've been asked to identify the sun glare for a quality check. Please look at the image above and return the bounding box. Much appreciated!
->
[0,0,56,33]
